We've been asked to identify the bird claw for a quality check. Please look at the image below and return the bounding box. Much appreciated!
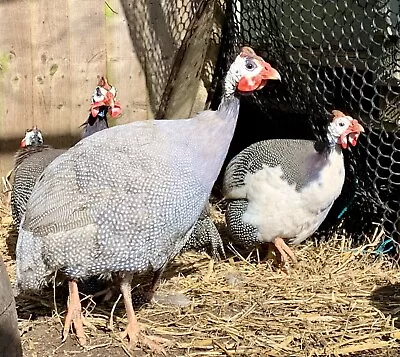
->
[272,237,298,271]
[63,281,87,346]
[121,324,167,355]
[62,314,87,346]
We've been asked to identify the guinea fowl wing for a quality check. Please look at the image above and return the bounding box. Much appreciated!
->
[223,139,319,199]
[12,148,66,228]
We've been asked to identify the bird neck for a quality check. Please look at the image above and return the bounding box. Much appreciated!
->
[81,107,109,139]
[14,145,52,168]
[326,129,340,150]
[223,68,240,98]
[217,95,240,121]
[325,142,342,158]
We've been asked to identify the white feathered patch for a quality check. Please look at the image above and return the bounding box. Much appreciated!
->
[242,148,345,245]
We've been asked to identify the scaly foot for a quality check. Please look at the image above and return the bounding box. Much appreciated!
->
[272,237,297,270]
[62,280,86,346]
[121,323,166,354]
[120,272,167,354]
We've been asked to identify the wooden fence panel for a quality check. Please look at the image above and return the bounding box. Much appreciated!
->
[106,0,151,124]
[31,0,72,144]
[0,0,34,176]
[69,0,107,137]
[0,0,151,178]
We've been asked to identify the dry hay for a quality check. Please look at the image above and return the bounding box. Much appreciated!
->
[1,194,400,356]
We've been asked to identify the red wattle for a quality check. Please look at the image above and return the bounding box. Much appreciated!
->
[237,75,263,92]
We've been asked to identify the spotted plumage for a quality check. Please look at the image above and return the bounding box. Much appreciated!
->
[225,199,258,248]
[18,108,238,289]
[16,47,280,348]
[182,203,225,259]
[11,129,65,228]
[224,111,364,264]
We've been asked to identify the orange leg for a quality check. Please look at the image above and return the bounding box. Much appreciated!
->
[272,237,297,268]
[62,280,86,346]
[120,273,166,354]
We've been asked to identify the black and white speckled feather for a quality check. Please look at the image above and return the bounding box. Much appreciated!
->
[11,146,66,228]
[223,139,345,245]
[224,140,327,198]
[182,203,225,259]
[16,98,240,291]
[225,200,259,248]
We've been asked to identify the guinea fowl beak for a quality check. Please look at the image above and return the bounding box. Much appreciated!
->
[264,66,281,81]
[254,65,281,91]
[340,119,365,148]
[349,120,365,134]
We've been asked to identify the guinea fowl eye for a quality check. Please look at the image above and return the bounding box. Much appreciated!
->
[338,122,345,127]
[245,60,256,71]
[96,87,103,97]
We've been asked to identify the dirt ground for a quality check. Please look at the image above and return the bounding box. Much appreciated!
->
[2,196,400,357]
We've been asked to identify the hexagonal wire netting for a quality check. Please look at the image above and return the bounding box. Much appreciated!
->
[121,0,209,116]
[209,0,400,252]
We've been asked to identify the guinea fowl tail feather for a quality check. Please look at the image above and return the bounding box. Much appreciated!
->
[15,228,48,293]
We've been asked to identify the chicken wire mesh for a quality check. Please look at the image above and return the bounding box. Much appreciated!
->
[207,0,400,251]
[122,0,400,252]
[120,0,213,117]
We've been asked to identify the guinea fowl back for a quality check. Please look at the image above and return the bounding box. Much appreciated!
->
[11,136,66,228]
[223,139,326,198]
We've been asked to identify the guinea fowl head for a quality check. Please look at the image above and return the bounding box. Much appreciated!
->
[328,110,365,149]
[81,77,123,138]
[20,126,44,148]
[90,76,122,119]
[224,47,281,96]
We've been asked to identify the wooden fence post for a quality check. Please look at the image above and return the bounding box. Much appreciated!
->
[0,257,21,357]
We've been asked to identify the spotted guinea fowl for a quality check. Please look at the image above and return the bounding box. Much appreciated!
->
[81,76,122,138]
[16,47,280,351]
[11,128,65,228]
[10,79,122,230]
[224,110,364,267]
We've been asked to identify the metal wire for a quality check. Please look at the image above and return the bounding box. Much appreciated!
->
[211,0,400,250]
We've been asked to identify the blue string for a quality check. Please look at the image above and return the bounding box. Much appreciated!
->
[372,237,395,255]
[337,179,359,219]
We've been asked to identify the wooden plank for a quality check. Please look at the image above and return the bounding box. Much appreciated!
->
[30,0,72,148]
[0,0,34,176]
[163,0,214,119]
[69,0,107,139]
[105,0,150,123]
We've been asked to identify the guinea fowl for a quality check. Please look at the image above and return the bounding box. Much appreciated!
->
[16,47,280,351]
[11,128,65,228]
[81,76,122,138]
[11,79,122,229]
[224,110,364,267]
